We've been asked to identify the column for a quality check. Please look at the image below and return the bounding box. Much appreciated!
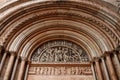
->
[24,61,31,80]
[105,52,118,80]
[94,58,103,80]
[116,44,120,61]
[4,52,16,80]
[90,61,97,80]
[0,51,7,74]
[113,50,120,79]
[113,50,120,67]
[101,56,110,80]
[10,56,20,80]
[118,51,120,61]
[17,57,26,80]
[0,45,3,62]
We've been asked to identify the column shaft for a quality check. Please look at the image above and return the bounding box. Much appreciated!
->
[24,63,30,80]
[95,60,103,80]
[91,63,97,80]
[17,58,26,80]
[10,56,19,80]
[0,46,3,62]
[113,52,120,79]
[0,52,7,74]
[114,52,120,68]
[101,57,110,80]
[4,53,15,80]
[106,54,118,80]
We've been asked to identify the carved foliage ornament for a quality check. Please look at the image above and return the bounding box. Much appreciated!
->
[31,40,89,63]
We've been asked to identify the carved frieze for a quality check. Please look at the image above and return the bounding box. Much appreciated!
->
[31,40,89,63]
[28,66,92,75]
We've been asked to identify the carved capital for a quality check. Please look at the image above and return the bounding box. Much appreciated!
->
[27,60,31,64]
[9,51,16,56]
[20,57,27,61]
[115,41,120,51]
[93,57,100,62]
[0,45,3,53]
[104,51,112,56]
[100,55,105,59]
[90,60,94,64]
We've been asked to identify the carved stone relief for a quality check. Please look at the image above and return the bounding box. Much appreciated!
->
[31,40,89,63]
[28,40,93,80]
[115,0,120,13]
[28,66,92,75]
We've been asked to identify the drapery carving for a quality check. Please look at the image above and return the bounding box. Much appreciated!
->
[31,40,89,63]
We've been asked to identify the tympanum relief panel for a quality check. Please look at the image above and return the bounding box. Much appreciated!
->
[28,40,93,80]
[31,40,89,63]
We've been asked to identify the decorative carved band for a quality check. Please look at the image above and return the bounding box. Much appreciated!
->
[28,66,92,75]
[31,40,89,63]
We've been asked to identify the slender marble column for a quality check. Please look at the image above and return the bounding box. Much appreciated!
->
[118,51,120,61]
[4,52,16,80]
[0,45,3,62]
[101,56,110,80]
[94,58,103,80]
[17,57,26,80]
[105,52,118,80]
[90,61,97,80]
[113,50,120,66]
[24,61,31,80]
[10,56,20,80]
[116,45,120,61]
[0,51,7,74]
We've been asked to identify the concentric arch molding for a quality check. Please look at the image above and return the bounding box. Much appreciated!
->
[0,0,119,48]
[4,9,119,51]
[0,0,120,59]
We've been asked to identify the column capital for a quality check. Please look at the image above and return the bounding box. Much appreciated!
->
[104,51,112,56]
[9,51,16,56]
[27,60,31,64]
[112,50,118,54]
[20,57,27,61]
[90,60,94,64]
[93,57,100,62]
[100,55,105,58]
[4,51,9,54]
[0,45,3,52]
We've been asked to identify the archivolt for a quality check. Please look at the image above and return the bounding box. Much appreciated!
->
[0,0,120,60]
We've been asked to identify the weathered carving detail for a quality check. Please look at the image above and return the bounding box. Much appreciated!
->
[31,40,89,63]
[28,66,92,75]
[116,0,120,13]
